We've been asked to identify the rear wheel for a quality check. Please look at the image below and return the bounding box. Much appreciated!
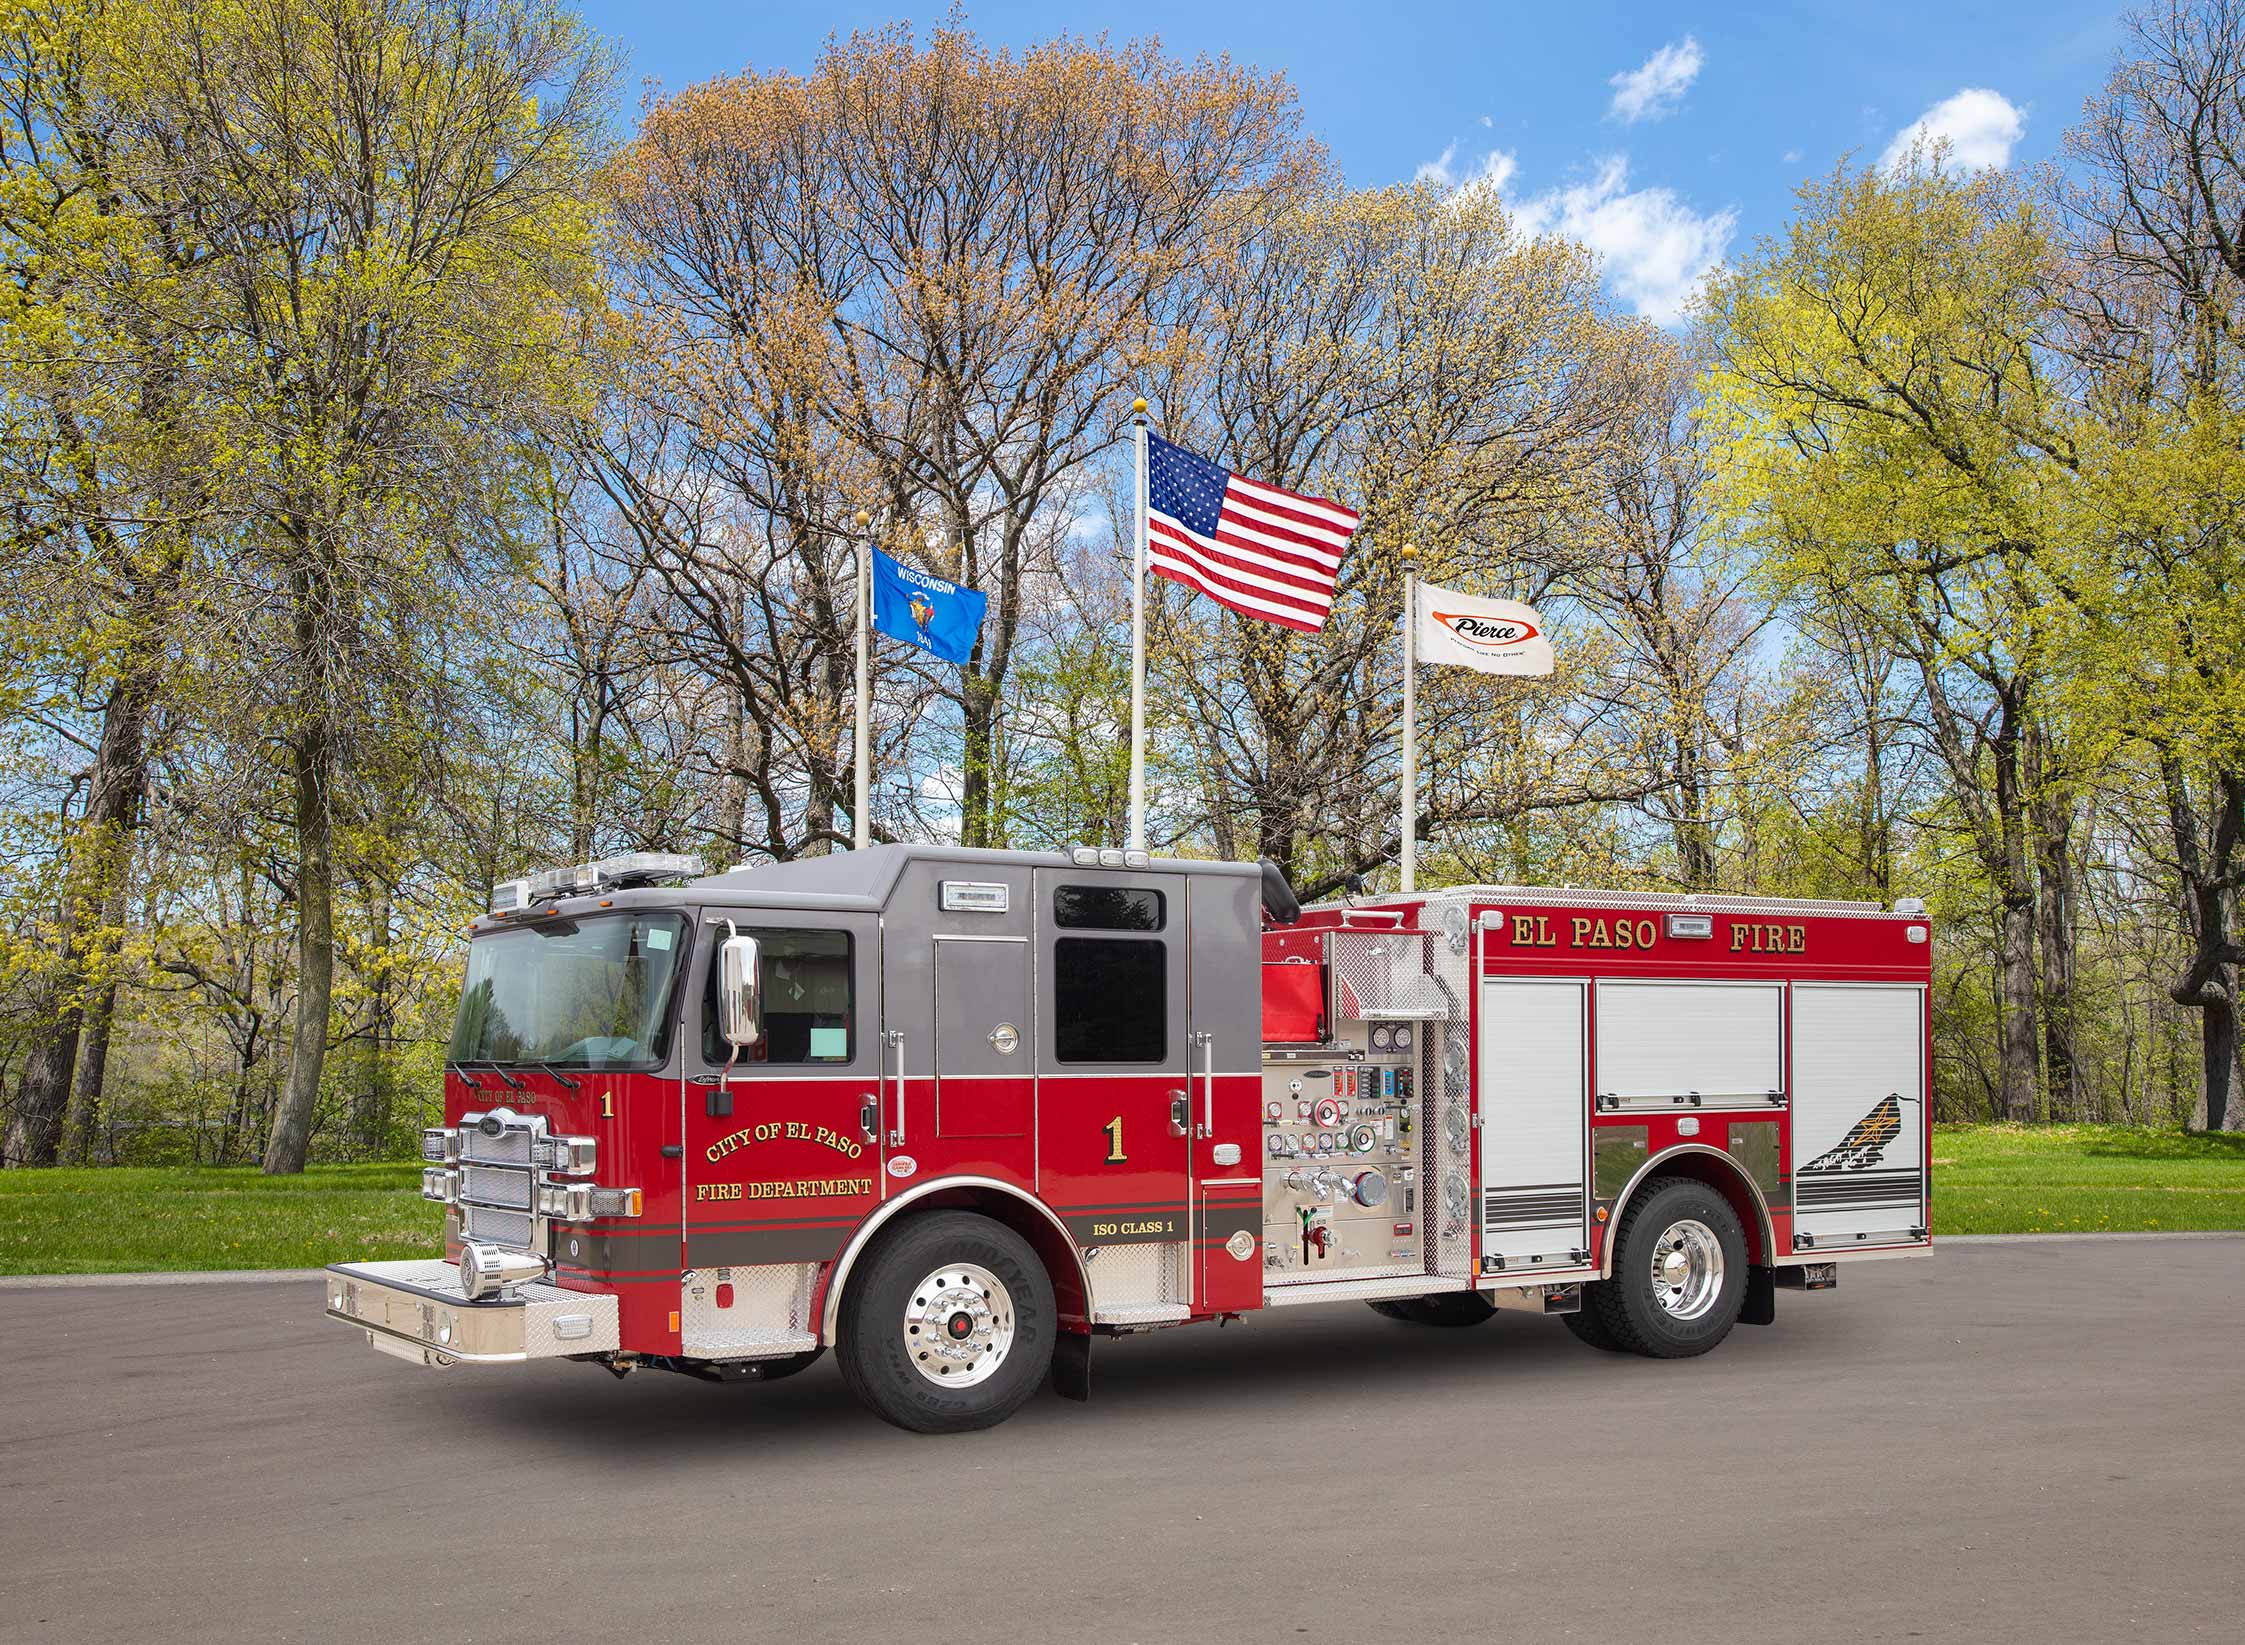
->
[836,1211,1054,1433]
[1365,1291,1499,1327]
[1587,1177,1747,1359]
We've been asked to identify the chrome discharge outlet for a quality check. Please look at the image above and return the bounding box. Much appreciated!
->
[459,1241,550,1301]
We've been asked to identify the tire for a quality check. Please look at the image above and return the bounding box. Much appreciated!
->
[836,1211,1055,1434]
[1365,1292,1499,1327]
[1586,1177,1748,1359]
[1560,1293,1628,1352]
[736,1347,825,1382]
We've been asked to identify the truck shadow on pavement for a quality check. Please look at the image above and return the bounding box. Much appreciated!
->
[431,1302,1860,1461]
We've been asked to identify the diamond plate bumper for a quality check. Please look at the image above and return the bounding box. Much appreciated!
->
[323,1259,620,1367]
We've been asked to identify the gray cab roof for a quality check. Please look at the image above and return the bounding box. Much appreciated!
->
[690,842,1259,912]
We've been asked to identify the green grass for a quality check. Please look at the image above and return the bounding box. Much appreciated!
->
[1932,1123,2245,1234]
[0,1126,2239,1273]
[0,1163,443,1275]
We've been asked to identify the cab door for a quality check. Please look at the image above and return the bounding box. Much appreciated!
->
[1033,867,1192,1321]
[679,910,883,1354]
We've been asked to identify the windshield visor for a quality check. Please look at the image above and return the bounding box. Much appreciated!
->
[449,913,686,1070]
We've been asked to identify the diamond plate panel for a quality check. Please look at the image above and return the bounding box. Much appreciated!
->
[681,1264,819,1359]
[1086,1239,1186,1320]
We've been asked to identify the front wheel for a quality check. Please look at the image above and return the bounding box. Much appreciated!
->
[836,1211,1055,1433]
[1585,1178,1748,1359]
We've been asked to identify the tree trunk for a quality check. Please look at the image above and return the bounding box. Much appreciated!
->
[2028,730,2080,1120]
[4,960,76,1168]
[1990,718,2041,1122]
[64,885,128,1166]
[2159,754,2241,1133]
[4,664,159,1167]
[265,713,335,1174]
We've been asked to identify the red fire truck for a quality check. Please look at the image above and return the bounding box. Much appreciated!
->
[324,844,1932,1432]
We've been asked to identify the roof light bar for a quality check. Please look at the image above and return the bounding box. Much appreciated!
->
[492,852,706,913]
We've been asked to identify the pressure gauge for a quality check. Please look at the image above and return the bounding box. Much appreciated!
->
[1349,1123,1377,1154]
[1268,1132,1289,1156]
[1316,1132,1336,1152]
[1312,1097,1342,1129]
[1265,1099,1282,1122]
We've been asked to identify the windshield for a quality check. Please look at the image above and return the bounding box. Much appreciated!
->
[449,913,687,1069]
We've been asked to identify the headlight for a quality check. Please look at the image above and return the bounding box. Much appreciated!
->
[532,1134,597,1175]
[420,1127,459,1163]
[421,1168,459,1204]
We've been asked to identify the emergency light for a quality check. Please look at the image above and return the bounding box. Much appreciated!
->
[489,851,705,912]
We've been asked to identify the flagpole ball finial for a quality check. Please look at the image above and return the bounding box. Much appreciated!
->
[1131,397,1148,416]
[1402,541,1419,561]
[855,510,870,528]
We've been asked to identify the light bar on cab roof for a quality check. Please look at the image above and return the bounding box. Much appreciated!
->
[490,852,706,912]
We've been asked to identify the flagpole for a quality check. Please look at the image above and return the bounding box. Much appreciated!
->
[1400,542,1418,895]
[854,509,871,850]
[1128,397,1149,853]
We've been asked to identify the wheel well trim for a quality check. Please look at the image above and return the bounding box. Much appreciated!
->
[1598,1143,1775,1279]
[819,1176,1090,1343]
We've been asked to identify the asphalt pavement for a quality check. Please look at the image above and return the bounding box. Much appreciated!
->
[2,1236,2240,1643]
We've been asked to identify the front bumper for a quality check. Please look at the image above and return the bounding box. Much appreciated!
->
[324,1259,620,1367]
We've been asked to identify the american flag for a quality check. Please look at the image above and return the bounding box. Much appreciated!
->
[1145,432,1359,632]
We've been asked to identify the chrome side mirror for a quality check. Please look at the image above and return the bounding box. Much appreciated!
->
[717,933,763,1050]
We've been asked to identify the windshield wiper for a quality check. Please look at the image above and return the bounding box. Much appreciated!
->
[445,1061,483,1090]
[535,1062,583,1090]
[466,1061,527,1090]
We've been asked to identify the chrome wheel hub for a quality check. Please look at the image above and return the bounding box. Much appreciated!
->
[1648,1218,1724,1320]
[902,1262,1015,1388]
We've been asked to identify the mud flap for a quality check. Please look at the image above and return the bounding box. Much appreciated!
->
[1741,1265,1777,1327]
[1051,1329,1093,1402]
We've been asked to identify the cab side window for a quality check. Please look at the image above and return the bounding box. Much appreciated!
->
[1051,884,1166,1063]
[703,927,854,1066]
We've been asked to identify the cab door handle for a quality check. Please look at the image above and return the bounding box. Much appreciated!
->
[1168,1092,1190,1137]
[860,1098,879,1142]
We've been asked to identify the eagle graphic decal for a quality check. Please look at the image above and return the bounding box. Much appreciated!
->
[1801,1094,1904,1172]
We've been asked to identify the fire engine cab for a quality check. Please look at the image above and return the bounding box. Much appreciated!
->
[324,844,1933,1432]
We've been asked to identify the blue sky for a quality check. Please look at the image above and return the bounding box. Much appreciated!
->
[578,1,2127,324]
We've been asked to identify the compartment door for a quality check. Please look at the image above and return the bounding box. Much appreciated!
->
[1791,983,1927,1248]
[934,936,1032,1139]
[1476,978,1589,1271]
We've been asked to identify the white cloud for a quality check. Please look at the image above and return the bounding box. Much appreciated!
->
[1608,36,1703,124]
[1514,155,1736,325]
[1415,142,1458,186]
[1880,88,2024,174]
[1416,143,1517,195]
[1782,148,1802,164]
[1480,113,1494,128]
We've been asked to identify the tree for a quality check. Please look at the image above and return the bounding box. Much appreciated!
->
[107,0,614,1170]
[1702,161,2075,1121]
[2058,0,2245,1128]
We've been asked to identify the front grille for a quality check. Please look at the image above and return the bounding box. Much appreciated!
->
[462,1164,534,1210]
[461,1128,533,1166]
[464,1204,535,1248]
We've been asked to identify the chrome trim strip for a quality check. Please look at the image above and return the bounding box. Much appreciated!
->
[818,1175,1093,1343]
